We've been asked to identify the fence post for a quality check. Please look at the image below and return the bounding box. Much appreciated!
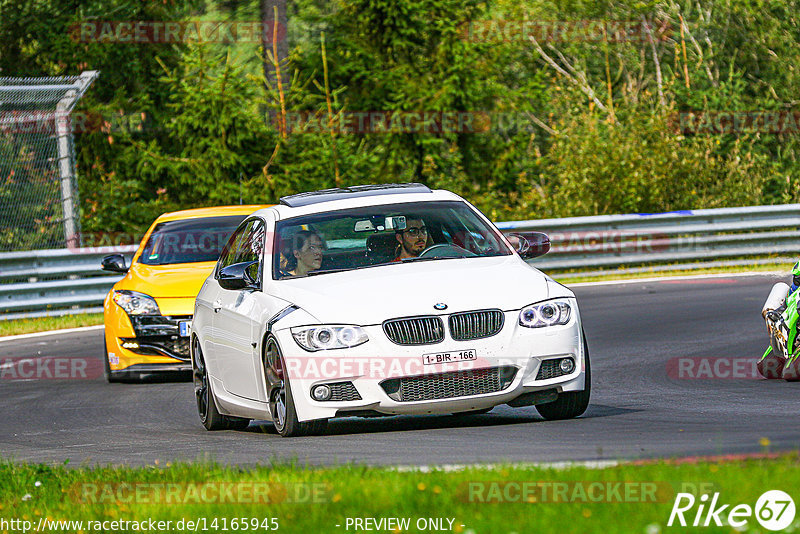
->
[0,70,98,251]
[56,71,98,249]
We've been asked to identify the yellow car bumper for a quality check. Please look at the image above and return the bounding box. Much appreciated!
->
[103,293,195,373]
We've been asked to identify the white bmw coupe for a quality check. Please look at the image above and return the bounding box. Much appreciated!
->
[191,184,590,436]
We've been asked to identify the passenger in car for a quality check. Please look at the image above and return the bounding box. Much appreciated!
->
[284,230,325,277]
[394,216,431,260]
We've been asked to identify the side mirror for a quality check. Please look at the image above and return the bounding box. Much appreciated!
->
[218,261,259,291]
[507,232,550,260]
[101,254,128,273]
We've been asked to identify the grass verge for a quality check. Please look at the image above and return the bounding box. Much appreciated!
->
[1,453,799,533]
[553,263,786,284]
[0,313,103,337]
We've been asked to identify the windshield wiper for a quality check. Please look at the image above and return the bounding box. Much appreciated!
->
[307,267,352,276]
[306,255,469,275]
[399,255,466,263]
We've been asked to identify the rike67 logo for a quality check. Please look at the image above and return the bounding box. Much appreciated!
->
[668,490,796,531]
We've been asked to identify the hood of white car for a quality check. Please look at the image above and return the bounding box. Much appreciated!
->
[269,255,560,325]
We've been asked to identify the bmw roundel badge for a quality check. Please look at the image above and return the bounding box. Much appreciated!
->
[434,303,448,310]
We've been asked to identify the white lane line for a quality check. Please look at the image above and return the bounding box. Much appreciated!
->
[565,271,783,288]
[0,325,104,343]
[391,460,620,472]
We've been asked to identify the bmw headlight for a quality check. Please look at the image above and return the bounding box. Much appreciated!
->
[112,290,161,316]
[519,299,572,328]
[291,325,369,351]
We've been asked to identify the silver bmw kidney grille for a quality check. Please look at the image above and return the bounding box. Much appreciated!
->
[448,309,504,341]
[383,316,445,345]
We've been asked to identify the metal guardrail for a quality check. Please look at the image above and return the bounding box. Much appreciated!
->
[0,246,136,320]
[1,204,798,320]
[496,203,800,271]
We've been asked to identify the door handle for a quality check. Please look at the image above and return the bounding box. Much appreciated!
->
[213,300,221,313]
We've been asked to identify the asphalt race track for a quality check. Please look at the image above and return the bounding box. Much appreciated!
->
[2,273,799,467]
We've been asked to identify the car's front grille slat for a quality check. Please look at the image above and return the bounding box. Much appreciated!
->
[380,366,517,402]
[128,315,192,360]
[327,381,362,402]
[448,309,504,341]
[383,316,444,345]
[536,359,570,380]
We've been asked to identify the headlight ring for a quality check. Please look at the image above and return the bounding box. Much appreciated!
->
[519,299,571,328]
[291,325,369,351]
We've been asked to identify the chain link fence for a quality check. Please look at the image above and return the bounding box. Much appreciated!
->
[0,72,98,252]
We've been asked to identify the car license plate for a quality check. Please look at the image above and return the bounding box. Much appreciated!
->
[178,320,192,337]
[422,349,477,366]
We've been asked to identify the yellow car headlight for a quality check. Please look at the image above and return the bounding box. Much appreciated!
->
[112,290,161,316]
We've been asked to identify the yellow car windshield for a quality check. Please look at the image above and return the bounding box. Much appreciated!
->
[138,215,245,265]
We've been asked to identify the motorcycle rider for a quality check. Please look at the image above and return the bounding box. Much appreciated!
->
[762,261,800,322]
[759,260,800,379]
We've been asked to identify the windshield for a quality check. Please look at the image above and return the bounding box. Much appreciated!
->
[274,201,511,279]
[138,215,246,265]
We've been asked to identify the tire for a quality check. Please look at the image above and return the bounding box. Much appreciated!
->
[757,352,786,379]
[193,337,250,431]
[536,332,591,421]
[266,337,328,437]
[783,357,800,382]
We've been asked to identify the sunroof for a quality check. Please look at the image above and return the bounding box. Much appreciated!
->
[279,183,432,207]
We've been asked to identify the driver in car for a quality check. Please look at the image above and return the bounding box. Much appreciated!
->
[282,230,325,277]
[394,216,431,260]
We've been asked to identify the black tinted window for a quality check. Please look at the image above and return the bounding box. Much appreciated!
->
[273,201,510,279]
[138,215,245,265]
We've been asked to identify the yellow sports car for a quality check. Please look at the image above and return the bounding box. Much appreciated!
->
[101,205,269,382]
